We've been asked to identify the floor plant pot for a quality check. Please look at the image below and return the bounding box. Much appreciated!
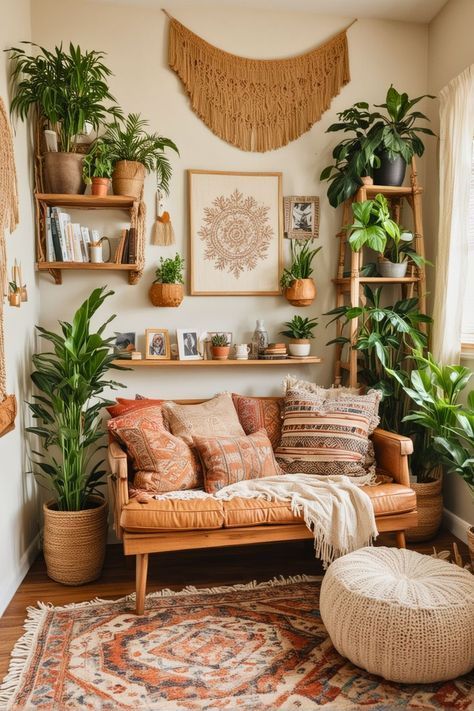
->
[149,282,184,307]
[284,278,316,306]
[378,260,408,278]
[406,476,443,542]
[91,177,110,197]
[212,345,230,360]
[373,151,407,186]
[288,339,311,357]
[43,495,108,585]
[468,526,474,570]
[44,152,85,194]
[112,160,146,198]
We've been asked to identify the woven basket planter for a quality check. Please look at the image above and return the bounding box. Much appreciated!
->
[406,476,443,543]
[284,278,316,306]
[149,282,184,307]
[112,160,145,198]
[468,527,474,570]
[43,496,108,585]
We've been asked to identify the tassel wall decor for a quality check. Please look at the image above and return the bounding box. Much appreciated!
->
[151,189,175,245]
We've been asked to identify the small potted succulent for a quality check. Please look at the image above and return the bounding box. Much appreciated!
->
[280,240,322,307]
[211,333,231,360]
[83,141,113,196]
[280,315,318,357]
[149,253,184,307]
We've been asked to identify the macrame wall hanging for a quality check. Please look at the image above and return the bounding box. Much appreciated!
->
[0,97,20,436]
[165,11,355,152]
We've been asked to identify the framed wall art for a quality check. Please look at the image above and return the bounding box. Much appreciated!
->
[145,329,170,360]
[283,195,320,239]
[189,170,283,295]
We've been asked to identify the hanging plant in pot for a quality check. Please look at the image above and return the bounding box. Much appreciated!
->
[82,140,113,196]
[101,113,179,199]
[7,42,122,194]
[149,253,185,307]
[280,240,322,306]
[280,315,318,357]
[26,287,124,585]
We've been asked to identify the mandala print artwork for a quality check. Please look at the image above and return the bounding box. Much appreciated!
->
[189,171,282,295]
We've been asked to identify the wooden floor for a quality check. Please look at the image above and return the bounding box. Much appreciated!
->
[0,529,468,680]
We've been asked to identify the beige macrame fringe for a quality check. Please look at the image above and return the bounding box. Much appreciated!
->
[168,17,351,152]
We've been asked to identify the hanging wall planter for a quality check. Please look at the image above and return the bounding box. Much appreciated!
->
[284,278,317,306]
[149,282,184,307]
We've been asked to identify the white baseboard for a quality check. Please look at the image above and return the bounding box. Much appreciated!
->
[0,533,41,618]
[443,508,471,544]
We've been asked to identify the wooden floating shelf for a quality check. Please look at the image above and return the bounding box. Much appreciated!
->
[35,193,136,209]
[112,357,322,368]
[37,262,139,271]
[334,276,419,285]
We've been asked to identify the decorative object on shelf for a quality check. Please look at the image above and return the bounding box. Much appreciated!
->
[204,331,232,360]
[261,342,288,360]
[100,113,178,198]
[280,315,318,357]
[176,328,201,360]
[90,235,111,264]
[166,11,354,152]
[26,287,123,584]
[145,328,170,360]
[82,141,113,196]
[283,196,319,239]
[131,350,142,360]
[189,171,282,295]
[211,333,231,360]
[7,42,121,194]
[151,189,175,245]
[8,281,20,307]
[234,343,251,361]
[378,222,429,278]
[251,319,269,359]
[149,252,184,307]
[281,239,321,306]
[113,331,136,360]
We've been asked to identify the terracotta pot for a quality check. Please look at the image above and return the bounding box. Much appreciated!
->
[112,160,146,198]
[44,152,85,194]
[149,282,184,307]
[378,259,408,278]
[284,278,317,307]
[468,526,474,570]
[91,177,110,197]
[406,476,443,542]
[288,339,311,357]
[212,345,231,360]
[43,496,108,585]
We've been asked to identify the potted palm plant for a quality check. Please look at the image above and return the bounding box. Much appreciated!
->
[7,42,121,194]
[280,315,318,356]
[27,287,123,585]
[280,240,322,306]
[149,253,185,307]
[82,140,113,196]
[101,113,178,198]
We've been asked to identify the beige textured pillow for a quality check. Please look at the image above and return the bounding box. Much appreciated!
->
[163,393,245,445]
[283,375,360,398]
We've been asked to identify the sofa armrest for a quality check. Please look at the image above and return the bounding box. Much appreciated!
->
[108,440,129,540]
[372,428,413,487]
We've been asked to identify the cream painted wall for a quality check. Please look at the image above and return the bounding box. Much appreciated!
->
[0,0,40,615]
[32,0,429,403]
[426,0,474,530]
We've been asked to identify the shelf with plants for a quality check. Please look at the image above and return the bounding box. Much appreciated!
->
[112,357,322,368]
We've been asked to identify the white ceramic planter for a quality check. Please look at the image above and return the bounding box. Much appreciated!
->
[378,260,408,278]
[288,340,311,356]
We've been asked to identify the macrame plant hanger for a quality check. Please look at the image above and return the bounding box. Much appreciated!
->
[151,188,175,245]
[0,97,20,436]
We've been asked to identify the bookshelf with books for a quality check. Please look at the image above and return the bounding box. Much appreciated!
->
[34,194,145,285]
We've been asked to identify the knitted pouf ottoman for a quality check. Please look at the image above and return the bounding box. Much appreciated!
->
[320,546,474,684]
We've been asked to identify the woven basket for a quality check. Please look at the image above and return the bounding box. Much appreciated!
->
[112,160,145,198]
[43,496,108,585]
[149,282,184,307]
[468,526,474,570]
[406,476,443,542]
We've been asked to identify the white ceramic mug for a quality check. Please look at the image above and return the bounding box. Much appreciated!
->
[234,344,250,359]
[89,237,111,264]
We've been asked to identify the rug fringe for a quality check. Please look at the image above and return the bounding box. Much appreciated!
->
[0,605,46,706]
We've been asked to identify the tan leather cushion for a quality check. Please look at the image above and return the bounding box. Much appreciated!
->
[365,482,416,516]
[121,498,224,532]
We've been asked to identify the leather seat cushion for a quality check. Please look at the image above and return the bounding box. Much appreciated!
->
[121,498,224,532]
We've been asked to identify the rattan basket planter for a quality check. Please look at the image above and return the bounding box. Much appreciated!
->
[43,496,108,585]
[406,476,443,543]
[284,278,316,306]
[112,160,145,198]
[149,282,184,307]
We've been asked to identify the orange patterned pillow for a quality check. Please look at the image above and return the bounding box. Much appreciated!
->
[193,430,283,494]
[106,397,164,418]
[108,405,202,492]
[231,394,283,450]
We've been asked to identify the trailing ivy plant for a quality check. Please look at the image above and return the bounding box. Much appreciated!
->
[27,287,124,511]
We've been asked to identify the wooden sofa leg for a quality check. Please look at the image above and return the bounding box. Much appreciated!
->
[395,531,406,549]
[136,553,149,615]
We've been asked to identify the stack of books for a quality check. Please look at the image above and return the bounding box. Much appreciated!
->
[114,228,137,265]
[260,343,288,360]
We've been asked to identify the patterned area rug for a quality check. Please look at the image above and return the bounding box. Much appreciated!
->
[1,576,473,710]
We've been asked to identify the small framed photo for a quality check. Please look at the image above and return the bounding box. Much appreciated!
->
[145,329,170,360]
[284,196,320,239]
[113,332,136,359]
[176,329,201,360]
[205,331,233,359]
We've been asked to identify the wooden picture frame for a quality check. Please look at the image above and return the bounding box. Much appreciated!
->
[189,170,283,295]
[145,329,170,360]
[176,329,202,360]
[284,195,320,239]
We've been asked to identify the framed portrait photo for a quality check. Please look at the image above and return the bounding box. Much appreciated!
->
[189,170,283,295]
[284,195,320,239]
[176,329,201,360]
[145,329,170,360]
[113,332,136,360]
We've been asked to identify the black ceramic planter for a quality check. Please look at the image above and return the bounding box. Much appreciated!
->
[373,151,407,186]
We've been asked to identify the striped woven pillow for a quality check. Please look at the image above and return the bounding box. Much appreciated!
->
[275,389,372,478]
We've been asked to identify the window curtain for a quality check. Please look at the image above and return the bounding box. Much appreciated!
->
[432,65,474,363]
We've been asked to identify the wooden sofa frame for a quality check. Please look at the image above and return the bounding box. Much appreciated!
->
[108,400,417,614]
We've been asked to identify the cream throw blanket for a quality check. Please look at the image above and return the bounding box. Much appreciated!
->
[154,474,378,568]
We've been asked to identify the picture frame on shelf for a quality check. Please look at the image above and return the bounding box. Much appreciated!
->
[176,329,201,360]
[145,329,170,360]
[188,170,283,295]
[113,332,136,360]
[283,195,320,239]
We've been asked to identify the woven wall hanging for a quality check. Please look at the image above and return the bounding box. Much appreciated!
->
[165,11,355,152]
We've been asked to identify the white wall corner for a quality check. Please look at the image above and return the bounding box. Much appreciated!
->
[0,533,41,618]
[443,507,471,544]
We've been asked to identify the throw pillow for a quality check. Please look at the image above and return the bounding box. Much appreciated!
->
[275,389,372,479]
[107,405,202,491]
[194,430,283,494]
[231,394,283,450]
[163,393,245,445]
[106,397,164,419]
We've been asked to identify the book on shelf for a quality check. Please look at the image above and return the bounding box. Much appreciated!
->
[128,227,136,264]
[115,228,128,264]
[121,229,130,264]
[80,226,91,261]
